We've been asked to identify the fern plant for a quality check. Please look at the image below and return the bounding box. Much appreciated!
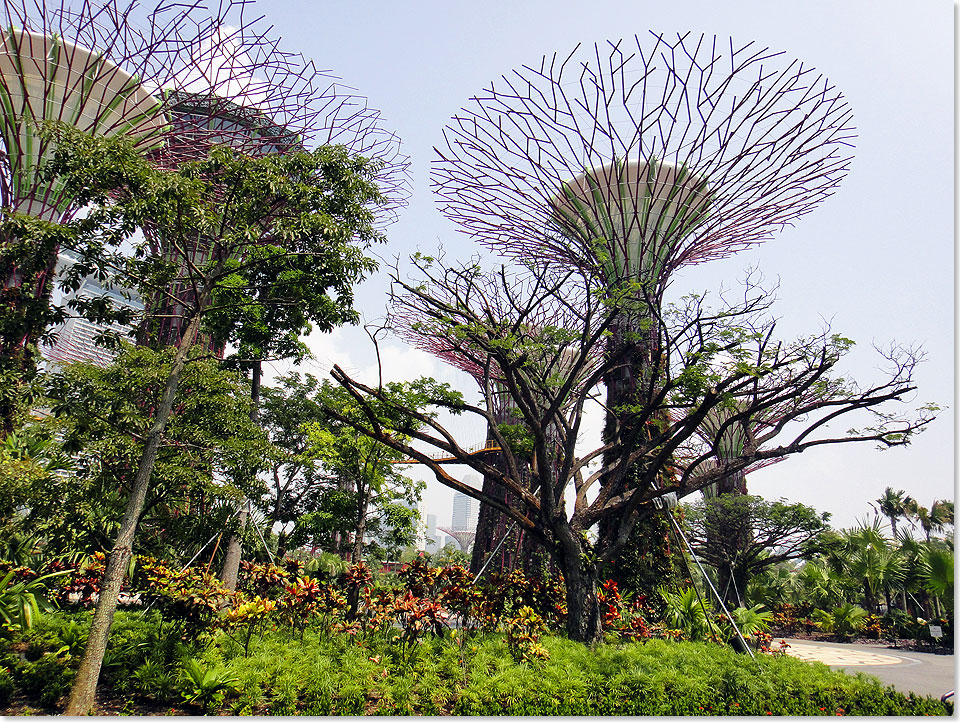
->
[659,586,712,641]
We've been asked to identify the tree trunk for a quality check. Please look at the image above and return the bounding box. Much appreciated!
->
[562,549,602,644]
[220,359,261,589]
[66,314,201,716]
[352,484,371,564]
[219,506,247,590]
[598,315,678,598]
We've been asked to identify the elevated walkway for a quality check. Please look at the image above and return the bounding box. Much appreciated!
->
[390,439,501,464]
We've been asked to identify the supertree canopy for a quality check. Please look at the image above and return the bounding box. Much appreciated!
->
[148,15,409,216]
[0,0,232,222]
[433,32,854,297]
[0,0,240,426]
[437,527,476,554]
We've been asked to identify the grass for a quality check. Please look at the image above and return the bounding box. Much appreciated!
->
[0,610,952,716]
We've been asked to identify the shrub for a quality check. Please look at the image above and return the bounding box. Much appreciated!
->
[0,567,67,637]
[0,664,13,706]
[658,585,712,640]
[504,606,549,664]
[137,558,229,636]
[813,602,868,639]
[14,647,76,708]
[130,658,176,702]
[179,656,239,710]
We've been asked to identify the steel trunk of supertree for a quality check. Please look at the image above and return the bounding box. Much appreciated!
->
[433,32,854,594]
[395,334,537,576]
[394,317,587,577]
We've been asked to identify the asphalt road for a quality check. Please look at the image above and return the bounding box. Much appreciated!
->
[780,638,955,700]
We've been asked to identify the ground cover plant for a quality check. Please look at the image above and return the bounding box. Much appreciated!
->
[0,557,952,715]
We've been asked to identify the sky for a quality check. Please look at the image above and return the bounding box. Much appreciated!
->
[256,0,954,534]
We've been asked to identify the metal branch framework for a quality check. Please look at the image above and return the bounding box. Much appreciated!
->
[437,527,475,553]
[433,32,854,294]
[0,0,409,224]
[146,3,410,223]
[0,1,409,361]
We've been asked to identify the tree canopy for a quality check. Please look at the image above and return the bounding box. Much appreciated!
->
[326,253,936,643]
[682,495,830,608]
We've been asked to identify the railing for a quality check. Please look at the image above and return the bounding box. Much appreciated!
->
[391,439,501,464]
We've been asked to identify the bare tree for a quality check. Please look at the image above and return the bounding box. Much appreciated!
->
[326,255,935,644]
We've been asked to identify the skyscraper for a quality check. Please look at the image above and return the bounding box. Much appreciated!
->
[44,251,142,366]
[451,487,479,532]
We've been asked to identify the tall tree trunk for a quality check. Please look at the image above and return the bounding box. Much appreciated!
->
[598,314,678,598]
[66,314,202,716]
[470,420,515,575]
[561,546,602,644]
[221,359,261,589]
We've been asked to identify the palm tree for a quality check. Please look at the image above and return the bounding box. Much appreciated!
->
[906,499,953,542]
[875,487,914,539]
[918,545,953,619]
[847,544,906,613]
[794,560,846,609]
[930,501,954,537]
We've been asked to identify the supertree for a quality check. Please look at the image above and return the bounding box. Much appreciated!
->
[0,0,230,432]
[431,32,855,593]
[437,527,475,554]
[395,329,540,576]
[137,9,409,353]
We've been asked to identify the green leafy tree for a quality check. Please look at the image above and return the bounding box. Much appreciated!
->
[255,373,331,557]
[683,495,829,609]
[29,346,270,559]
[0,421,72,538]
[791,559,848,609]
[309,378,462,563]
[918,545,953,619]
[36,127,385,716]
[0,214,78,436]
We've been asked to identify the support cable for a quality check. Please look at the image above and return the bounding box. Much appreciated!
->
[664,506,756,662]
[654,490,757,662]
[247,499,276,565]
[472,521,519,585]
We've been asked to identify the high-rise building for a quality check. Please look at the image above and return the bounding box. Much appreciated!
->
[451,487,479,532]
[43,251,142,367]
[424,513,440,552]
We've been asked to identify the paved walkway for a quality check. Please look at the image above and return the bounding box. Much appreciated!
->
[778,638,955,700]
